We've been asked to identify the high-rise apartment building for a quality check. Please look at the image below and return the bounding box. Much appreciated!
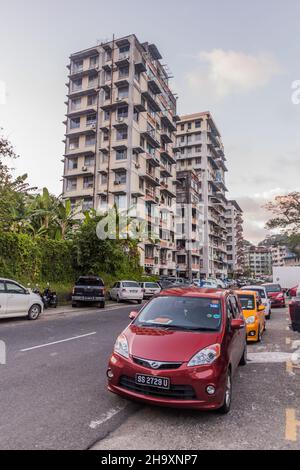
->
[271,245,288,267]
[225,200,244,276]
[62,35,178,276]
[175,112,229,278]
[243,246,272,278]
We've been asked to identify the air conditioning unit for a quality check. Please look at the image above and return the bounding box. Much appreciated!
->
[91,124,97,130]
[135,164,140,169]
[114,181,120,185]
[116,97,121,101]
[82,166,88,172]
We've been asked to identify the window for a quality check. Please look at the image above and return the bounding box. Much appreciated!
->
[195,133,201,141]
[195,120,201,128]
[101,173,107,185]
[89,56,98,68]
[82,199,93,211]
[117,106,128,118]
[105,70,111,82]
[6,281,25,294]
[114,194,126,209]
[84,155,94,167]
[70,117,80,129]
[195,158,201,164]
[188,122,192,129]
[195,146,201,153]
[119,66,129,78]
[105,50,112,61]
[177,255,186,264]
[73,60,83,73]
[88,74,98,87]
[118,86,129,99]
[187,159,192,165]
[72,78,82,92]
[87,94,97,106]
[119,44,130,55]
[180,136,184,143]
[67,178,77,191]
[69,138,79,150]
[115,171,127,185]
[104,89,111,100]
[85,135,95,146]
[68,158,78,170]
[86,114,96,127]
[0,281,5,292]
[103,130,109,141]
[83,176,93,189]
[100,195,107,207]
[116,149,127,160]
[104,110,110,121]
[71,98,81,110]
[116,127,128,140]
[133,109,139,122]
[181,124,184,131]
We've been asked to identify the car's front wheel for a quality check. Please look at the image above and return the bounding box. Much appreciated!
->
[218,371,232,414]
[28,304,41,321]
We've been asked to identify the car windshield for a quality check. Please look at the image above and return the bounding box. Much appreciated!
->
[145,283,159,288]
[123,282,139,288]
[135,296,222,331]
[265,284,281,293]
[246,288,266,298]
[238,294,255,310]
[76,278,104,286]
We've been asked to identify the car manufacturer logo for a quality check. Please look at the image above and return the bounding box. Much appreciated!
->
[149,361,161,369]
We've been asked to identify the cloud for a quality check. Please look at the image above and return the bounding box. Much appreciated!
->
[236,188,288,244]
[186,49,281,99]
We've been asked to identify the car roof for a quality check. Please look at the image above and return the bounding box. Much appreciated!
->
[243,285,265,290]
[159,287,229,298]
[236,289,257,296]
[262,283,280,286]
[120,280,139,283]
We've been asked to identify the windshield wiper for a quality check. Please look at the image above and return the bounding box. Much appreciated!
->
[138,323,217,332]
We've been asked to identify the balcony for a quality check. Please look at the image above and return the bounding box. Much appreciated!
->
[145,187,159,204]
[66,104,97,118]
[69,64,99,80]
[141,88,161,112]
[141,128,160,149]
[160,162,172,178]
[145,152,160,167]
[160,149,176,165]
[115,53,130,67]
[144,171,160,187]
[161,128,173,144]
[147,71,162,95]
[161,109,176,132]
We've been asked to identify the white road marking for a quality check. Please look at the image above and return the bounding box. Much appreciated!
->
[248,352,292,363]
[20,332,97,352]
[89,406,126,429]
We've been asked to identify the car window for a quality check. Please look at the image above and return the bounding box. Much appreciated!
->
[123,282,139,288]
[145,283,158,288]
[135,296,222,331]
[264,284,281,293]
[229,296,239,318]
[6,281,25,294]
[0,281,5,293]
[238,294,255,310]
[76,278,104,286]
[226,299,234,320]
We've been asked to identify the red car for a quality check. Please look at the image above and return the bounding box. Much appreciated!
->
[262,283,286,308]
[288,285,298,298]
[107,288,247,414]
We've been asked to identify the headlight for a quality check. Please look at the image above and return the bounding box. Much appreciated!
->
[114,334,129,358]
[246,315,256,324]
[188,344,221,367]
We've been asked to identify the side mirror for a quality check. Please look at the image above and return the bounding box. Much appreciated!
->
[258,304,265,311]
[231,318,245,330]
[129,311,139,321]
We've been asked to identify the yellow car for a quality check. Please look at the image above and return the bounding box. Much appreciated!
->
[236,290,266,342]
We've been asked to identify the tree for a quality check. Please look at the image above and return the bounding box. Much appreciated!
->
[265,192,300,234]
[0,129,34,230]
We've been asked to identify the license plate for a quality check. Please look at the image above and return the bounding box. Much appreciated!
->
[130,290,138,293]
[135,374,170,390]
[82,296,96,301]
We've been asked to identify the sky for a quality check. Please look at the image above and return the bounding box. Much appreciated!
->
[0,0,300,243]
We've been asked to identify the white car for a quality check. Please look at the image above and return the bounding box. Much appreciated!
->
[110,281,144,304]
[139,282,161,299]
[193,279,219,288]
[0,278,44,320]
[241,285,272,319]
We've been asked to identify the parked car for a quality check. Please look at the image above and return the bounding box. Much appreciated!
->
[72,276,105,308]
[288,285,299,298]
[236,290,266,342]
[241,285,272,320]
[289,286,300,332]
[139,282,161,299]
[0,278,43,320]
[193,279,219,289]
[107,287,247,413]
[110,281,143,304]
[262,283,286,308]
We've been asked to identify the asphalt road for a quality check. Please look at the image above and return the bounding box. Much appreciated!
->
[0,302,299,450]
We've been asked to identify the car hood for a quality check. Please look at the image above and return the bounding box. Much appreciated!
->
[267,292,283,298]
[242,308,256,318]
[125,325,221,362]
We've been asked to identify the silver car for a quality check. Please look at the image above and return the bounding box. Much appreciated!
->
[0,278,44,320]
